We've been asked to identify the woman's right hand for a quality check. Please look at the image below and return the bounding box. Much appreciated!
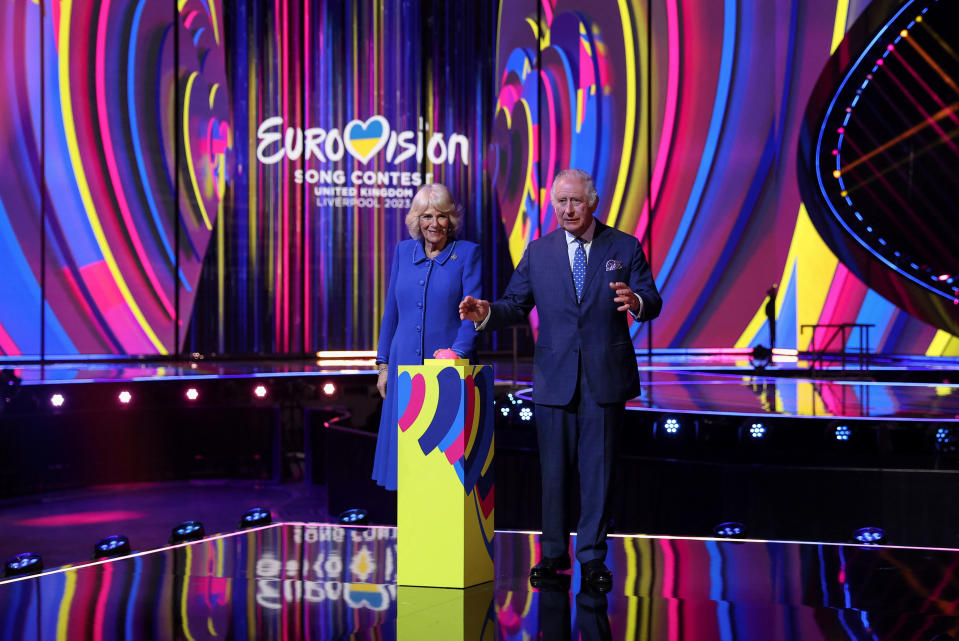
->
[377,369,388,398]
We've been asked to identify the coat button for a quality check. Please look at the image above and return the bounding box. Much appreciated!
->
[417,302,423,308]
[415,349,420,355]
[416,326,421,332]
[419,280,425,285]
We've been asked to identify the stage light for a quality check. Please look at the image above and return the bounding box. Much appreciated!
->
[169,520,205,544]
[935,426,958,454]
[322,382,337,396]
[748,422,766,439]
[507,393,521,406]
[3,552,43,578]
[118,390,132,404]
[93,534,131,559]
[338,508,369,526]
[239,507,272,529]
[518,406,533,422]
[663,417,680,435]
[851,526,886,545]
[50,393,65,408]
[253,385,268,399]
[499,404,511,417]
[834,425,851,441]
[713,522,746,539]
[0,369,21,405]
[185,388,199,401]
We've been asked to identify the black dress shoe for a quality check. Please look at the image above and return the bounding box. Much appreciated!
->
[529,555,572,578]
[581,559,613,593]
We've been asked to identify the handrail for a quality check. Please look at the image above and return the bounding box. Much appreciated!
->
[800,323,874,370]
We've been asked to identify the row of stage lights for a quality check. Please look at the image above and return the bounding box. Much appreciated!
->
[711,521,888,545]
[43,382,341,408]
[3,508,273,579]
[654,415,954,446]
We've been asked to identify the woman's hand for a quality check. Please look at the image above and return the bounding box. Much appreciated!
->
[377,369,388,398]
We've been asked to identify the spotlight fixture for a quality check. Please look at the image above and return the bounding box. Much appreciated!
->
[834,425,851,441]
[0,368,21,405]
[3,552,43,578]
[253,385,268,399]
[239,507,272,529]
[935,426,958,454]
[851,526,886,545]
[321,382,337,396]
[50,393,65,408]
[713,522,746,538]
[662,417,681,435]
[185,388,199,401]
[518,406,533,422]
[93,534,131,559]
[498,403,511,418]
[338,508,370,526]
[748,422,766,439]
[169,520,205,544]
[118,390,132,404]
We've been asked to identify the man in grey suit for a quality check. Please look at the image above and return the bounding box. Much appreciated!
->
[460,169,662,591]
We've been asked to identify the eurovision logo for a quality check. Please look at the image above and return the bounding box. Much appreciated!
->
[256,116,470,167]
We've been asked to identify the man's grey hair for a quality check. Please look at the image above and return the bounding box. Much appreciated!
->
[550,168,598,206]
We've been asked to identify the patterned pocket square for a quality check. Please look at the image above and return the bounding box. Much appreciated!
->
[605,259,623,271]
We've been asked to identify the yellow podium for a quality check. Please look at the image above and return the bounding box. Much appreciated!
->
[396,359,495,588]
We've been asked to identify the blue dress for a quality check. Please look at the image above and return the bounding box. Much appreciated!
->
[372,238,482,490]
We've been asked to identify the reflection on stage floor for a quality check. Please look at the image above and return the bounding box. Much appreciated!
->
[3,523,958,640]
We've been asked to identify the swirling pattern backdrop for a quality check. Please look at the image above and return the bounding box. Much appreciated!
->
[493,0,959,354]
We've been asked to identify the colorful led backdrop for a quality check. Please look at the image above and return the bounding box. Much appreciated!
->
[0,0,955,357]
[493,0,959,353]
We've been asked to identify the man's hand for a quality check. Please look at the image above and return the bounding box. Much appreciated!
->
[376,369,388,398]
[459,296,490,322]
[610,281,639,312]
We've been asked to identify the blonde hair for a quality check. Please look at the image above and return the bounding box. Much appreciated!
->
[405,183,463,239]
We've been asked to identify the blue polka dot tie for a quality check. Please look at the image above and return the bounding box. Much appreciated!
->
[573,238,587,303]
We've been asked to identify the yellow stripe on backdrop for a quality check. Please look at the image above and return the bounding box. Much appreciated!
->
[58,0,167,354]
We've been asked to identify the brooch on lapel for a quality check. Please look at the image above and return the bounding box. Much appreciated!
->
[605,259,623,271]
[451,254,458,260]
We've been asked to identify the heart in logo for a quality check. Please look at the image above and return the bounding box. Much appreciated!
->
[344,116,390,164]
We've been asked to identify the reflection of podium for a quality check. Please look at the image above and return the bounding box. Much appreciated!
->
[396,359,494,588]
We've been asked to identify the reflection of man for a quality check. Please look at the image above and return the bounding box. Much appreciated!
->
[459,169,662,591]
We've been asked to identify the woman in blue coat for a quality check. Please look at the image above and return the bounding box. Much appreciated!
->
[373,184,481,490]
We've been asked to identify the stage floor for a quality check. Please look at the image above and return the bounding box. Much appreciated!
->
[2,523,958,640]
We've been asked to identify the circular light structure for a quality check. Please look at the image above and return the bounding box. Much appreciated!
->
[253,385,268,399]
[499,405,511,417]
[185,388,199,401]
[50,393,65,408]
[851,526,887,545]
[3,552,43,578]
[118,390,132,404]
[835,425,851,441]
[664,417,680,435]
[338,508,369,526]
[749,422,766,439]
[169,520,205,544]
[322,382,337,396]
[713,521,746,539]
[93,534,131,559]
[519,407,533,422]
[239,507,272,529]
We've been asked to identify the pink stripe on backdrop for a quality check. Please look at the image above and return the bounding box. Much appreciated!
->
[649,0,680,208]
[0,321,20,355]
[96,1,175,319]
